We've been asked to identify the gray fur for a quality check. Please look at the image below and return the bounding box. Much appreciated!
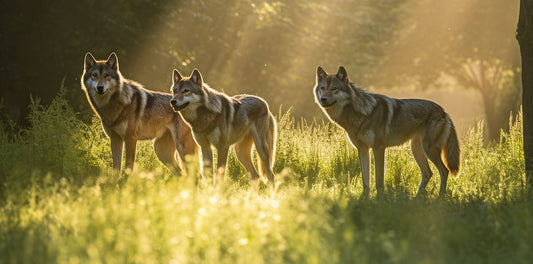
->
[171,69,277,186]
[314,66,460,196]
[81,52,197,175]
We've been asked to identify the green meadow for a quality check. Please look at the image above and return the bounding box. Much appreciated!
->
[1,92,531,264]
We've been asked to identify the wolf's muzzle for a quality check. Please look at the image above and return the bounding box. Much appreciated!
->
[320,97,336,107]
[171,100,189,111]
[96,85,105,94]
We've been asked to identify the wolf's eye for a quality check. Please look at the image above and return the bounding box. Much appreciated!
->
[182,88,190,94]
[331,87,338,91]
[91,72,97,78]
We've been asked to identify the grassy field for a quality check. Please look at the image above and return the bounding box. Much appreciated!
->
[0,92,531,264]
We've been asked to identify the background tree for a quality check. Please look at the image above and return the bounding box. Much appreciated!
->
[380,0,521,140]
[0,0,521,135]
[457,59,521,141]
[516,0,533,189]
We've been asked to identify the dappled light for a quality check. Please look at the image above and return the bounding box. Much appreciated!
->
[1,1,520,135]
[0,0,530,263]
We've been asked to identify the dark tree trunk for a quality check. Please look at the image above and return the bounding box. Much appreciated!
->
[480,91,500,142]
[516,0,533,189]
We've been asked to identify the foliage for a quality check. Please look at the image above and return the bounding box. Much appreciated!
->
[0,92,531,263]
[382,0,520,87]
[4,0,520,124]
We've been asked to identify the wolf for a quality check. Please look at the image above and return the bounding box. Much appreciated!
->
[81,52,197,175]
[169,68,277,186]
[314,66,460,196]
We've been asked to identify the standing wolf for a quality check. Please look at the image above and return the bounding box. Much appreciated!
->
[170,68,276,186]
[314,66,460,195]
[81,52,197,174]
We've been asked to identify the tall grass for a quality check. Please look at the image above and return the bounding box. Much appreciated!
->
[0,92,531,263]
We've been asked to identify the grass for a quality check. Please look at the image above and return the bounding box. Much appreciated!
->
[0,91,531,263]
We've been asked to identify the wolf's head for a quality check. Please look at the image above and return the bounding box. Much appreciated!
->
[170,69,205,112]
[82,52,122,96]
[314,66,352,108]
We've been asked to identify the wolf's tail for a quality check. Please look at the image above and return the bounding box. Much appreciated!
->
[442,116,460,177]
[268,114,277,168]
[258,113,276,179]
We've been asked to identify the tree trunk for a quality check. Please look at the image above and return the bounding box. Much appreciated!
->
[480,91,500,142]
[516,0,533,190]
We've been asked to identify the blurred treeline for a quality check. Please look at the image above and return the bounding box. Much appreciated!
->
[0,0,521,139]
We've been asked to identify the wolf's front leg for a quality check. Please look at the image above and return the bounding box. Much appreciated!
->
[215,146,229,185]
[373,146,386,195]
[200,145,214,181]
[358,146,371,195]
[124,138,137,173]
[109,133,124,172]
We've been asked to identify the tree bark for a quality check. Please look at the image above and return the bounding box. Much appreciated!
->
[516,0,533,189]
[480,92,501,142]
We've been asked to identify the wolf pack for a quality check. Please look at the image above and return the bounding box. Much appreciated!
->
[82,52,460,196]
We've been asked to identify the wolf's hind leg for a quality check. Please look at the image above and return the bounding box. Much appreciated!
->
[411,136,433,195]
[235,135,261,186]
[154,130,182,175]
[423,138,449,196]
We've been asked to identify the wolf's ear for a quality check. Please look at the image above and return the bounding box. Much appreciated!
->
[317,66,327,83]
[190,69,203,86]
[173,69,183,85]
[84,52,96,69]
[336,66,349,84]
[106,52,119,70]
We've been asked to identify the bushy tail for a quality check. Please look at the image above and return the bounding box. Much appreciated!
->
[269,115,277,166]
[443,118,460,177]
[258,114,276,178]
